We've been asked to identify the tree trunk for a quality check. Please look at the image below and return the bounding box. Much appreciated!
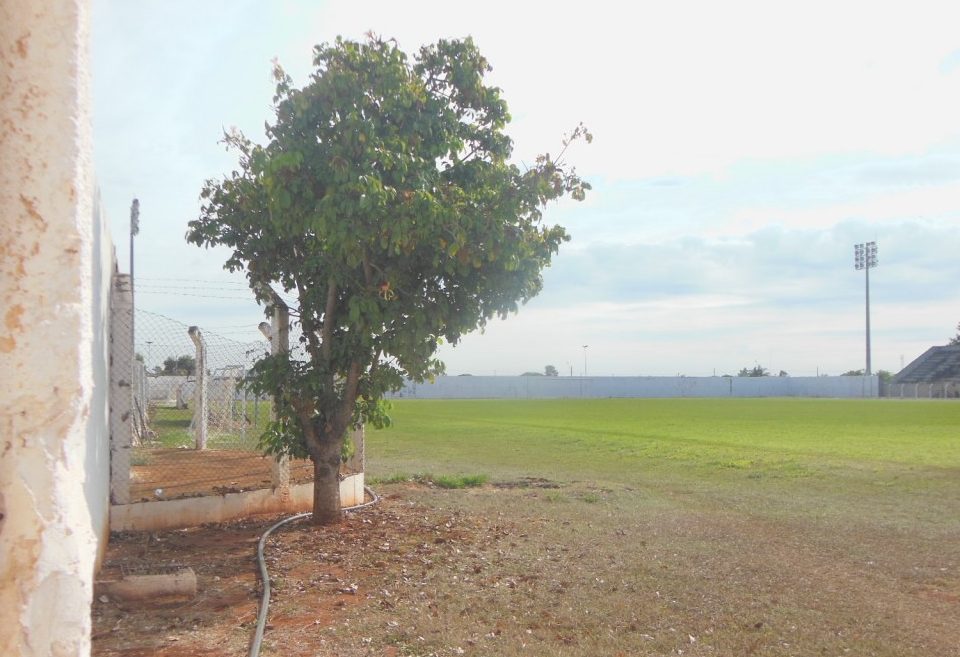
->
[310,436,343,525]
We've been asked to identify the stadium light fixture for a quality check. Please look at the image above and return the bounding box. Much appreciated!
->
[854,241,878,375]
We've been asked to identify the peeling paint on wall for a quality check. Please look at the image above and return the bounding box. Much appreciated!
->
[1,1,105,656]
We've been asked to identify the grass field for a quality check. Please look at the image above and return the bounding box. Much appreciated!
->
[369,398,960,474]
[367,398,960,529]
[146,401,272,450]
[357,399,960,656]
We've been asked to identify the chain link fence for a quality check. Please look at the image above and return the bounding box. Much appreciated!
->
[135,309,272,450]
[108,304,362,504]
[114,308,314,502]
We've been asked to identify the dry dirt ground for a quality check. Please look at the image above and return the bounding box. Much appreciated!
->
[93,481,959,657]
[129,449,316,501]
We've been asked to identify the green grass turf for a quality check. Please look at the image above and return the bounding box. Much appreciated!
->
[369,398,959,471]
[367,398,960,531]
[147,401,273,450]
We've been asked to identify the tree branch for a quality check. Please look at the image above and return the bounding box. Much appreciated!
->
[337,360,363,429]
[321,278,337,361]
[294,278,323,363]
[362,250,374,287]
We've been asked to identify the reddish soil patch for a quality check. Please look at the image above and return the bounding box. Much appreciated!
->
[129,449,316,501]
[93,520,264,656]
[92,491,486,656]
[93,483,960,657]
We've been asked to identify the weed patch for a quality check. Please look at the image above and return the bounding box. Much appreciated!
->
[368,472,489,489]
[432,473,489,489]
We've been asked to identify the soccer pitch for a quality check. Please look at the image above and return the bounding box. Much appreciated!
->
[360,398,960,655]
[367,397,960,528]
[368,397,960,473]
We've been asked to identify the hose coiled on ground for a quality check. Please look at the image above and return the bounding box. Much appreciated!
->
[248,485,381,657]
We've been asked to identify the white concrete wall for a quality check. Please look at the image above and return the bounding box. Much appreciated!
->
[110,472,367,532]
[145,374,192,401]
[144,374,255,404]
[393,375,880,399]
[0,1,102,655]
[85,191,112,566]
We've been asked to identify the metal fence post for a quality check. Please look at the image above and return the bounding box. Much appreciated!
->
[188,326,208,449]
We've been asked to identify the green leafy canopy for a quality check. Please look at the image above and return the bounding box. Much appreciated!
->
[187,34,590,462]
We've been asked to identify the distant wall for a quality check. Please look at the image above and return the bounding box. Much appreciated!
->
[0,1,101,655]
[391,375,880,399]
[146,374,192,402]
[144,374,258,403]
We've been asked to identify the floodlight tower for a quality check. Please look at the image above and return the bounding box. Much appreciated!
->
[854,241,878,375]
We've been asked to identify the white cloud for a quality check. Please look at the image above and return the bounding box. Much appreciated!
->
[92,0,960,379]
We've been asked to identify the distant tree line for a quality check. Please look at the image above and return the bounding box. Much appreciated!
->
[519,365,560,377]
[160,355,196,376]
[736,365,784,377]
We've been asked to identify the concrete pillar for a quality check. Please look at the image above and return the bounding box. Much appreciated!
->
[188,326,208,449]
[110,274,133,505]
[268,304,291,497]
[0,1,99,655]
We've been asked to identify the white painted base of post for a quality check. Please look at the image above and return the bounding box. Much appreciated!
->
[271,455,290,501]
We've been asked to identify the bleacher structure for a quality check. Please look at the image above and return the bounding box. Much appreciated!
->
[890,345,960,398]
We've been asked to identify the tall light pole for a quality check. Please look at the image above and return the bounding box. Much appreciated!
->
[145,340,153,407]
[129,198,139,293]
[854,241,878,375]
[130,198,139,361]
[582,345,589,377]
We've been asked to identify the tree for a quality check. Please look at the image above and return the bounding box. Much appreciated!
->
[737,365,769,377]
[520,371,544,376]
[950,322,960,345]
[841,369,865,376]
[544,365,559,377]
[187,35,590,524]
[162,355,196,375]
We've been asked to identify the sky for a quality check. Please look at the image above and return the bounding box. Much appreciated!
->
[93,0,960,377]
